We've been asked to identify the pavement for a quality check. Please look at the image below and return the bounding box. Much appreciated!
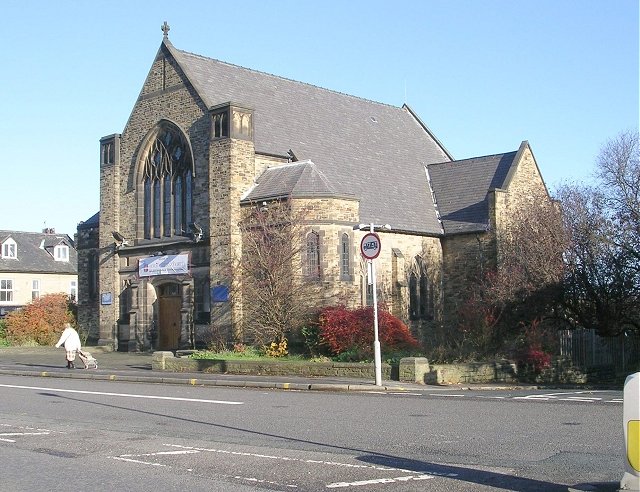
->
[1,345,625,394]
[0,345,453,393]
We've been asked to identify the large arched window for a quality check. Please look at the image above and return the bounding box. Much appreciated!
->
[141,123,193,239]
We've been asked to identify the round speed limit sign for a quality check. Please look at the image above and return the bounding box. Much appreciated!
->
[360,232,381,260]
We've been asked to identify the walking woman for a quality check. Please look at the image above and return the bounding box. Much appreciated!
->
[55,323,82,369]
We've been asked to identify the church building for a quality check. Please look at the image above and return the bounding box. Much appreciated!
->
[76,24,550,352]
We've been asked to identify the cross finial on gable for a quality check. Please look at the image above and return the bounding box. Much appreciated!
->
[161,21,170,38]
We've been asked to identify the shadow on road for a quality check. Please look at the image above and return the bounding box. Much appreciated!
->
[358,454,570,491]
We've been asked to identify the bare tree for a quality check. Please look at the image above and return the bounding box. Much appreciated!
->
[596,129,640,264]
[557,130,640,337]
[236,200,324,347]
[456,198,567,358]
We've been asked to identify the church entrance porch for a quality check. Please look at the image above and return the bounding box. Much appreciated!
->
[117,276,194,352]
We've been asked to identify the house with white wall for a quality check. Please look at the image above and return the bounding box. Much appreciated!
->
[0,229,78,316]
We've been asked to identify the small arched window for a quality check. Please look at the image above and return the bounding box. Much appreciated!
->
[409,271,419,320]
[88,251,98,300]
[141,123,193,239]
[340,233,350,279]
[306,231,320,279]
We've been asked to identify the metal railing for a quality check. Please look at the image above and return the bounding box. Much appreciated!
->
[560,329,640,374]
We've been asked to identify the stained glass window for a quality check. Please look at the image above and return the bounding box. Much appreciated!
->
[141,123,193,239]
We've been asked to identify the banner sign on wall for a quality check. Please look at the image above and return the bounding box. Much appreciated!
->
[139,254,190,277]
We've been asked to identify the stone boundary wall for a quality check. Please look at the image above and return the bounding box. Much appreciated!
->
[152,353,589,385]
[152,351,394,379]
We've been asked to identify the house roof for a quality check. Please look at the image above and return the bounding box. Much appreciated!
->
[164,40,451,234]
[427,150,519,235]
[0,230,77,274]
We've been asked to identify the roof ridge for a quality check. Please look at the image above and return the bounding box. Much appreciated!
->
[296,161,340,194]
[174,47,403,112]
[428,150,518,168]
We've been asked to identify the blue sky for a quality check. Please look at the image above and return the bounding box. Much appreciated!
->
[1,0,638,237]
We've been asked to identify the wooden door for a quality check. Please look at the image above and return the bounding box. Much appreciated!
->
[158,296,181,350]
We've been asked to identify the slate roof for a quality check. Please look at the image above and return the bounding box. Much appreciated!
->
[78,212,99,230]
[164,41,451,234]
[427,151,518,235]
[241,160,355,203]
[0,230,77,274]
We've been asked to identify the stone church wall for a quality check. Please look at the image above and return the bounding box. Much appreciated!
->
[441,231,497,333]
[75,224,99,343]
[97,46,212,349]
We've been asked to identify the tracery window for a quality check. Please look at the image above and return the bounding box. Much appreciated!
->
[409,256,434,321]
[141,123,193,239]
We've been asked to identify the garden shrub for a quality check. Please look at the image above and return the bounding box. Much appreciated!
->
[4,293,76,346]
[516,347,552,374]
[265,338,288,357]
[318,305,420,357]
[0,319,8,347]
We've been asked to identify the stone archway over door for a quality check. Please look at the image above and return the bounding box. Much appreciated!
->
[158,295,181,350]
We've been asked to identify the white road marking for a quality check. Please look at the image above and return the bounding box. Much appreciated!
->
[234,475,298,488]
[513,395,550,400]
[111,457,167,466]
[0,424,53,442]
[111,443,458,488]
[326,474,434,487]
[0,432,50,436]
[513,391,620,403]
[0,383,243,405]
[163,444,458,477]
[561,397,601,402]
[163,444,408,471]
[429,394,465,397]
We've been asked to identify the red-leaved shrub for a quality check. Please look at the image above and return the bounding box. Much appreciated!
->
[318,305,419,356]
[517,347,552,374]
[5,293,75,345]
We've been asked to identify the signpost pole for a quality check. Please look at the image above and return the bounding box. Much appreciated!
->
[368,223,382,387]
[358,222,389,387]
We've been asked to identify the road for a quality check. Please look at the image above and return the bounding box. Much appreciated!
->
[0,374,624,491]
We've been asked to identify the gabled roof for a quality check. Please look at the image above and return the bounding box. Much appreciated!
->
[427,150,518,235]
[162,40,451,234]
[241,160,355,203]
[0,230,77,274]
